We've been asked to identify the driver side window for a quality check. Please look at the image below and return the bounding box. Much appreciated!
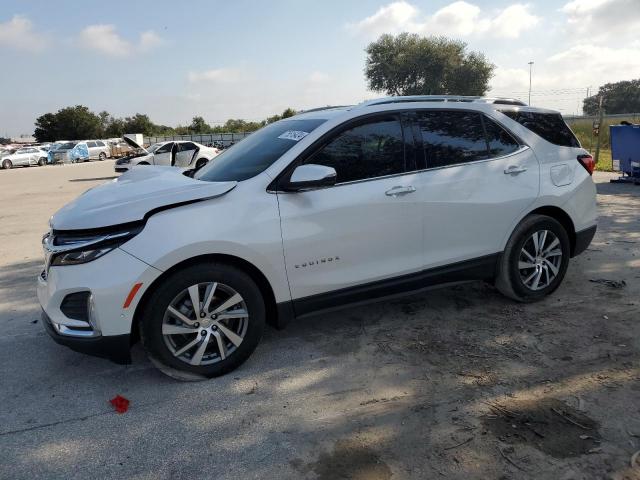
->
[306,116,406,184]
[156,143,173,154]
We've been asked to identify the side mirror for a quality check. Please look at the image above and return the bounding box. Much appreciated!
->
[283,164,337,191]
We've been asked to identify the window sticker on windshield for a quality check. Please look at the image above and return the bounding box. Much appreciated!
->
[278,130,309,141]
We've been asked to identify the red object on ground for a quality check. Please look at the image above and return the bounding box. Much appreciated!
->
[109,395,130,413]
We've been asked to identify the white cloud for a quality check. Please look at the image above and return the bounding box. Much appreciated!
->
[308,71,330,84]
[548,44,640,82]
[79,24,162,57]
[561,0,640,39]
[187,68,241,83]
[347,1,539,39]
[346,2,419,38]
[0,15,47,52]
[139,30,163,52]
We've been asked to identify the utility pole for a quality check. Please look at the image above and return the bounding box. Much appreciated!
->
[528,61,534,105]
[594,95,604,166]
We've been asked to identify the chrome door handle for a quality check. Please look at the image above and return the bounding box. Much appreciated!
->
[504,165,527,175]
[385,185,416,197]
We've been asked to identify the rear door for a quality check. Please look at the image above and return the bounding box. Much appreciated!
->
[174,142,198,167]
[412,109,539,267]
[277,114,424,307]
[86,141,97,158]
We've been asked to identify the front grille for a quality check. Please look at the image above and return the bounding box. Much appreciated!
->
[60,291,90,322]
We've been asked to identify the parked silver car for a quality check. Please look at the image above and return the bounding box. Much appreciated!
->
[86,140,110,160]
[1,147,48,169]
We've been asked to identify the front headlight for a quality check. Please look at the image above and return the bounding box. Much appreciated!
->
[50,246,118,266]
[44,224,143,267]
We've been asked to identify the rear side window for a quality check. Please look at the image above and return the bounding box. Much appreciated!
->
[87,141,97,147]
[483,117,520,157]
[416,111,488,168]
[501,110,579,147]
[307,116,405,183]
[96,141,105,147]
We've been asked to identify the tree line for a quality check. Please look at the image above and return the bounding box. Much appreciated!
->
[583,79,640,116]
[33,106,296,142]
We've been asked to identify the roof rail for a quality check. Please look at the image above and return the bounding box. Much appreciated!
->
[358,95,527,107]
[299,105,352,114]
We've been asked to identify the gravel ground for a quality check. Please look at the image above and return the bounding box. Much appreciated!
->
[0,162,638,480]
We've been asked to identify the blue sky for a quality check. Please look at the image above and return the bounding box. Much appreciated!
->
[1,0,639,136]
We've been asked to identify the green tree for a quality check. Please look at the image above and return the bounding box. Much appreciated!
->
[34,112,59,142]
[583,79,640,115]
[280,107,296,119]
[365,33,494,96]
[34,106,102,142]
[122,114,156,136]
[189,116,211,133]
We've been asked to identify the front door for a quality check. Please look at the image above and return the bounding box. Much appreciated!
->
[412,109,540,268]
[277,115,423,310]
[153,142,173,165]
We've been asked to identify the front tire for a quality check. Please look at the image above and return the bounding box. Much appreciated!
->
[38,157,47,166]
[140,263,266,379]
[496,214,570,302]
[2,160,12,169]
[99,152,106,161]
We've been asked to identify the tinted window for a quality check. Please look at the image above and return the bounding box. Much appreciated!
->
[96,141,105,147]
[307,117,405,183]
[195,118,326,182]
[87,141,97,147]
[483,116,520,157]
[156,143,173,154]
[501,110,579,147]
[178,142,197,152]
[416,111,487,168]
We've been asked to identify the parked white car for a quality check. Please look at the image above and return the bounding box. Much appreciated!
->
[86,140,111,160]
[114,139,220,173]
[1,146,49,168]
[39,96,597,379]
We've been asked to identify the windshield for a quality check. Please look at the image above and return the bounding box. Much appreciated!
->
[195,118,327,182]
[147,143,162,153]
[57,142,77,150]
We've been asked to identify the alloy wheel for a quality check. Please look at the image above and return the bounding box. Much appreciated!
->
[162,282,249,366]
[518,229,563,291]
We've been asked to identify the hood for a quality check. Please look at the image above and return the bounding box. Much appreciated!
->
[123,136,147,153]
[51,165,237,230]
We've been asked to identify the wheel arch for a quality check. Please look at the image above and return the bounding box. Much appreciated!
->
[131,253,280,343]
[526,206,577,256]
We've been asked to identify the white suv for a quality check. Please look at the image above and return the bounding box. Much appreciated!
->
[38,97,597,379]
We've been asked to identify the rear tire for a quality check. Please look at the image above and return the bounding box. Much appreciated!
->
[495,214,570,302]
[2,160,12,169]
[140,263,266,380]
[99,152,106,161]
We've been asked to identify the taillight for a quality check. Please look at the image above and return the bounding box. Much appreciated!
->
[577,154,595,175]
